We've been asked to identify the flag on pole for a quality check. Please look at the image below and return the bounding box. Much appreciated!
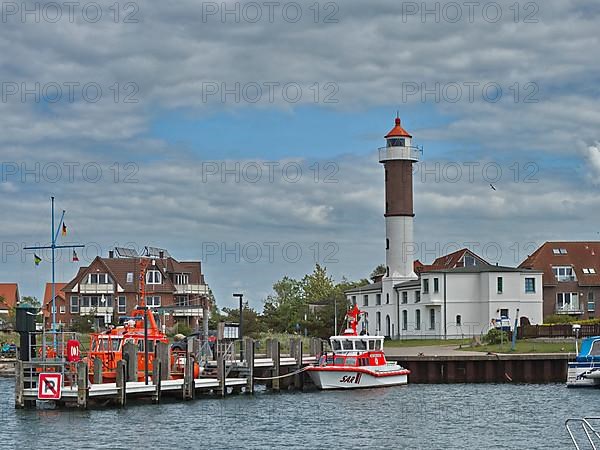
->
[62,222,67,236]
[72,250,79,262]
[34,254,42,266]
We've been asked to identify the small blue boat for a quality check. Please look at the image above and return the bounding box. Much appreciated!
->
[566,336,600,387]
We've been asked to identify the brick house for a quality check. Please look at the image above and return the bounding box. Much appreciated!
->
[61,247,209,331]
[0,283,20,315]
[42,282,69,329]
[519,242,600,319]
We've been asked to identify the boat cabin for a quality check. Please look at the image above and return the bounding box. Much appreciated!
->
[576,336,600,362]
[330,335,385,354]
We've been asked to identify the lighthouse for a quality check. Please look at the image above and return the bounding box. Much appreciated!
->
[379,116,420,292]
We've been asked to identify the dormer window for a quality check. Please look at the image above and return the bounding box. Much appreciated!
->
[463,255,476,267]
[146,270,162,284]
[553,266,576,282]
[174,273,189,285]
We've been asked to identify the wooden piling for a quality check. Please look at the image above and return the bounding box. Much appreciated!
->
[293,339,304,390]
[265,338,273,359]
[270,340,280,392]
[115,360,127,407]
[76,361,88,409]
[123,341,138,382]
[155,341,170,380]
[152,360,161,404]
[14,360,24,409]
[245,338,255,394]
[93,357,103,384]
[183,337,195,400]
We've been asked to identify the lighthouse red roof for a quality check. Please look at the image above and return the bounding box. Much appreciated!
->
[385,117,412,138]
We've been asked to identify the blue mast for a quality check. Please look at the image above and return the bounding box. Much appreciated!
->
[24,197,85,343]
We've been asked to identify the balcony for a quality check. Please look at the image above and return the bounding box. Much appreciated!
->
[555,275,577,282]
[378,146,422,163]
[556,303,583,315]
[80,306,114,316]
[79,284,114,294]
[171,307,204,317]
[175,284,209,295]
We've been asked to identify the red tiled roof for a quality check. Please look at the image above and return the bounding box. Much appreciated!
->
[421,248,489,272]
[43,283,68,306]
[385,117,412,138]
[519,241,600,286]
[0,283,19,308]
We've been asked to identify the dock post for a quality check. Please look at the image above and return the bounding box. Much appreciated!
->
[93,357,103,384]
[294,339,304,390]
[123,341,138,382]
[116,360,127,407]
[244,338,255,394]
[15,360,24,409]
[217,343,226,397]
[156,341,170,380]
[183,337,195,400]
[76,361,88,409]
[270,340,280,392]
[152,360,161,404]
[265,338,273,359]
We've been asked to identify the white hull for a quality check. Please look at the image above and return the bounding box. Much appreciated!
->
[308,368,408,390]
[567,363,600,387]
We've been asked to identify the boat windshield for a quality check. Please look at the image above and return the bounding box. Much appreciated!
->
[375,340,382,350]
[334,356,345,365]
[368,340,375,350]
[355,340,367,351]
[341,340,353,350]
[93,337,122,352]
[331,340,341,351]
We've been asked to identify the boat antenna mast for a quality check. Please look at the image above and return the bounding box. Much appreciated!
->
[345,304,367,335]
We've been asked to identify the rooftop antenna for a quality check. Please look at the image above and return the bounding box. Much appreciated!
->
[24,197,85,348]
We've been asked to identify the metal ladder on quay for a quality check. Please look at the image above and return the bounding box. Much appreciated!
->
[566,417,600,449]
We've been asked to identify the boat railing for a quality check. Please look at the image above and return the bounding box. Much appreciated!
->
[566,417,600,449]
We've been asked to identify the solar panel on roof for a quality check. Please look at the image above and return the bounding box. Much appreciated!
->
[114,247,139,258]
[144,246,171,258]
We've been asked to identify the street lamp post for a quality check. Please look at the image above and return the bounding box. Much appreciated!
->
[233,293,244,360]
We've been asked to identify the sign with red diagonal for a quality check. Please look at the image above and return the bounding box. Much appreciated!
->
[38,373,62,400]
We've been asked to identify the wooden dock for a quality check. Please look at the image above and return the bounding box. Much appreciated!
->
[15,337,323,409]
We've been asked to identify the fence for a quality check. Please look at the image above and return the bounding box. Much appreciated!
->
[518,324,600,339]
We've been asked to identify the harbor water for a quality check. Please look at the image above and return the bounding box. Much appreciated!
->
[0,378,598,449]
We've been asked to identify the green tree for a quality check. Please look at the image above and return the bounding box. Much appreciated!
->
[370,264,386,280]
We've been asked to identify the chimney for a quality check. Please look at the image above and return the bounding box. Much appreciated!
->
[109,250,114,258]
[159,251,164,259]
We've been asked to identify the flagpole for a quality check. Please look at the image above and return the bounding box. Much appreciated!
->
[51,196,56,334]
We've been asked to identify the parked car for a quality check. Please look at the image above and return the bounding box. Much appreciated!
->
[171,331,217,351]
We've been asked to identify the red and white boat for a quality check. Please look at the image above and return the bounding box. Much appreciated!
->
[306,304,409,390]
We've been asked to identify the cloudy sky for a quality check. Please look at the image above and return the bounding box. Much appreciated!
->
[1,0,599,309]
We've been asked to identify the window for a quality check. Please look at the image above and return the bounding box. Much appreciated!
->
[433,278,439,293]
[386,239,389,250]
[557,293,579,312]
[363,295,369,307]
[70,296,79,313]
[423,279,429,294]
[59,305,65,314]
[552,248,568,255]
[376,294,381,305]
[583,268,597,274]
[588,295,596,312]
[402,291,408,304]
[552,266,576,282]
[429,309,435,330]
[456,315,462,326]
[146,296,161,307]
[464,255,476,266]
[386,266,389,277]
[402,310,408,330]
[88,273,110,284]
[500,308,509,318]
[376,312,381,333]
[175,296,189,307]
[525,278,536,293]
[497,277,503,294]
[126,272,133,283]
[146,270,162,284]
[386,293,390,304]
[415,291,421,303]
[118,296,126,314]
[415,310,421,330]
[174,273,189,285]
